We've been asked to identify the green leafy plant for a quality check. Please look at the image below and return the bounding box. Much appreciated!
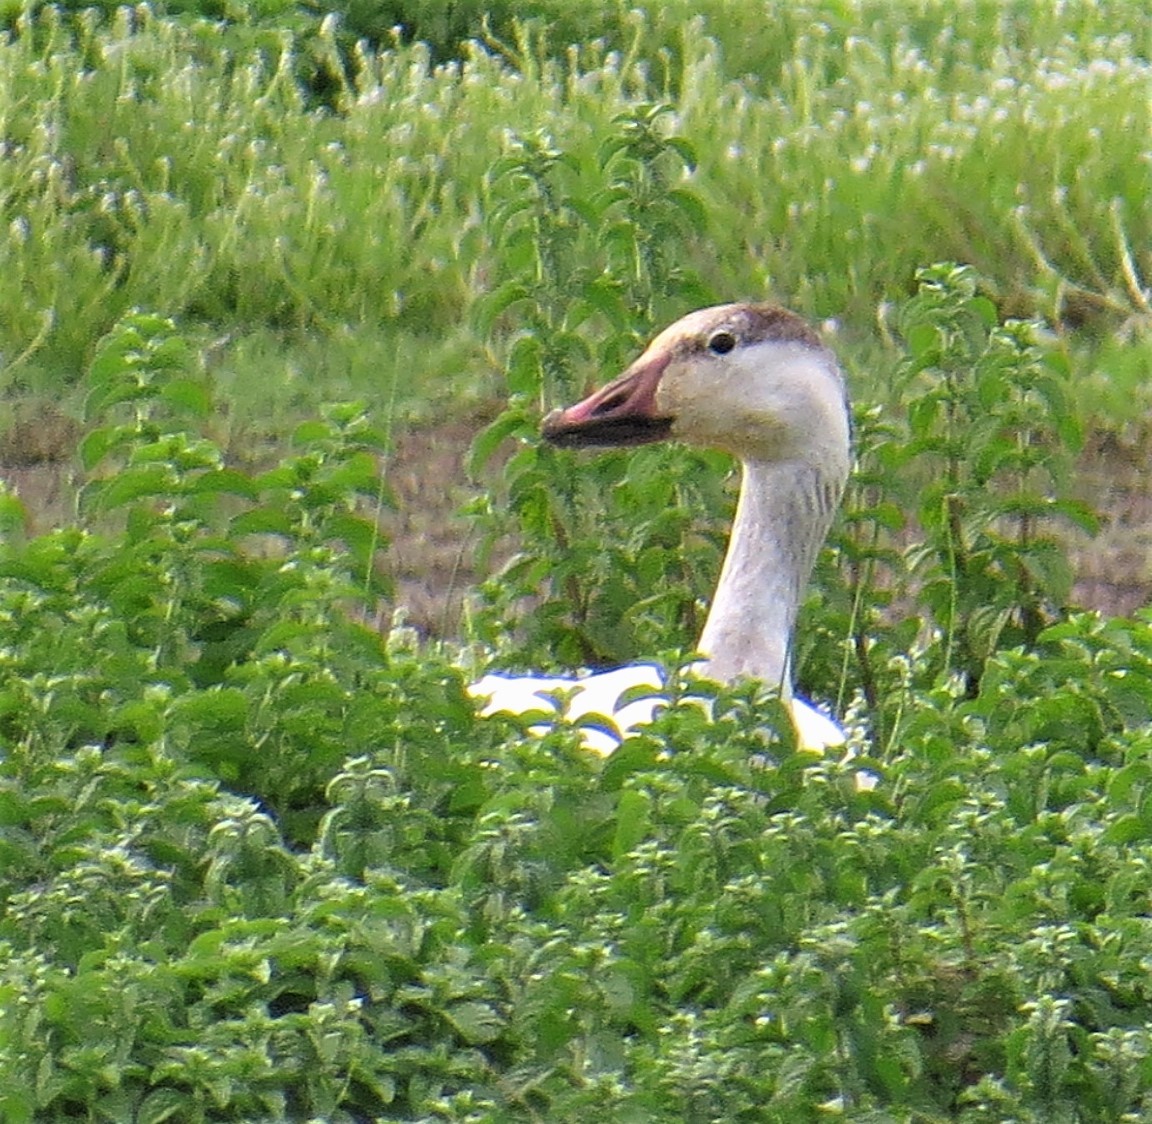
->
[468,106,720,668]
[810,265,1099,753]
[4,2,1152,1118]
[4,297,1152,1121]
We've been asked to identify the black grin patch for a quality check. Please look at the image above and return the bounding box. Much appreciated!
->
[543,414,675,448]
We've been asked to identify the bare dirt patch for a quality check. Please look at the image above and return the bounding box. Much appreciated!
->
[1069,430,1152,616]
[1,415,1149,631]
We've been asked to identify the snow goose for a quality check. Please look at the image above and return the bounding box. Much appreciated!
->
[471,302,851,754]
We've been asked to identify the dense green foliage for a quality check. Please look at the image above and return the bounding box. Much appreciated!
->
[2,293,1152,1120]
[3,2,1152,1121]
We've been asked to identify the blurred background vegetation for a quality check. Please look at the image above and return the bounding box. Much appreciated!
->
[1,0,1149,412]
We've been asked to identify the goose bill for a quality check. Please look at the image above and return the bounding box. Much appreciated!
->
[541,352,674,448]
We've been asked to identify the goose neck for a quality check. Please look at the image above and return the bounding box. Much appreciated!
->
[695,458,837,692]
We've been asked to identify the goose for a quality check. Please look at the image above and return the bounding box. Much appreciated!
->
[471,302,852,755]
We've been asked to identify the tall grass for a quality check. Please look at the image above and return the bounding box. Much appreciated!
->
[675,22,1152,324]
[0,2,1148,424]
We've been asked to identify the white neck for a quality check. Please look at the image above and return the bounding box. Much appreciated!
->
[696,458,839,696]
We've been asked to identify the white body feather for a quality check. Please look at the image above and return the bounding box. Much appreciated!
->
[471,665,845,755]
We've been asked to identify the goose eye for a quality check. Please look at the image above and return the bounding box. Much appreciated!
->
[707,330,737,355]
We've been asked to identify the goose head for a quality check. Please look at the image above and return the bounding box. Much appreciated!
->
[541,302,852,695]
[542,302,851,485]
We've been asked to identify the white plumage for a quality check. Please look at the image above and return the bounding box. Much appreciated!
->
[471,302,852,755]
[471,664,846,755]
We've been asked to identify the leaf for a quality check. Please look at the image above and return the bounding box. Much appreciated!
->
[471,280,532,339]
[1108,760,1152,805]
[599,737,661,789]
[79,424,129,472]
[230,506,296,538]
[501,224,540,276]
[665,136,698,171]
[574,274,628,328]
[666,187,707,233]
[83,377,151,421]
[600,219,639,258]
[596,133,631,169]
[1103,814,1150,845]
[970,295,1000,327]
[0,491,28,540]
[169,686,248,731]
[325,511,387,563]
[80,464,176,514]
[616,681,664,707]
[444,1000,502,1044]
[506,332,542,396]
[905,322,941,365]
[322,450,382,498]
[159,377,212,418]
[468,408,533,477]
[189,469,261,500]
[550,329,593,371]
[292,419,331,445]
[136,1088,186,1124]
[612,787,651,858]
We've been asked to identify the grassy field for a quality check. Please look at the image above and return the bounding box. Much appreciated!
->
[1,2,1150,430]
[2,3,1152,1120]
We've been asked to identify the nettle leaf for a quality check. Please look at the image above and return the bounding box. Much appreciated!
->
[1103,814,1150,845]
[292,419,332,445]
[252,619,325,653]
[79,424,137,472]
[253,464,297,491]
[565,192,610,228]
[230,506,296,538]
[190,469,261,500]
[506,332,543,396]
[975,364,1010,408]
[471,280,532,339]
[1018,541,1074,600]
[131,435,220,471]
[550,329,593,371]
[573,274,629,329]
[321,450,383,498]
[444,1000,503,1045]
[612,787,652,858]
[904,321,942,365]
[159,377,212,418]
[170,686,249,732]
[80,463,177,513]
[319,401,367,429]
[601,219,640,259]
[136,1087,187,1124]
[1107,760,1152,806]
[599,737,662,788]
[970,294,1000,327]
[597,133,631,168]
[83,377,154,420]
[502,223,541,276]
[906,393,942,436]
[665,136,698,171]
[468,407,534,477]
[0,490,28,541]
[666,187,707,233]
[325,511,387,566]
